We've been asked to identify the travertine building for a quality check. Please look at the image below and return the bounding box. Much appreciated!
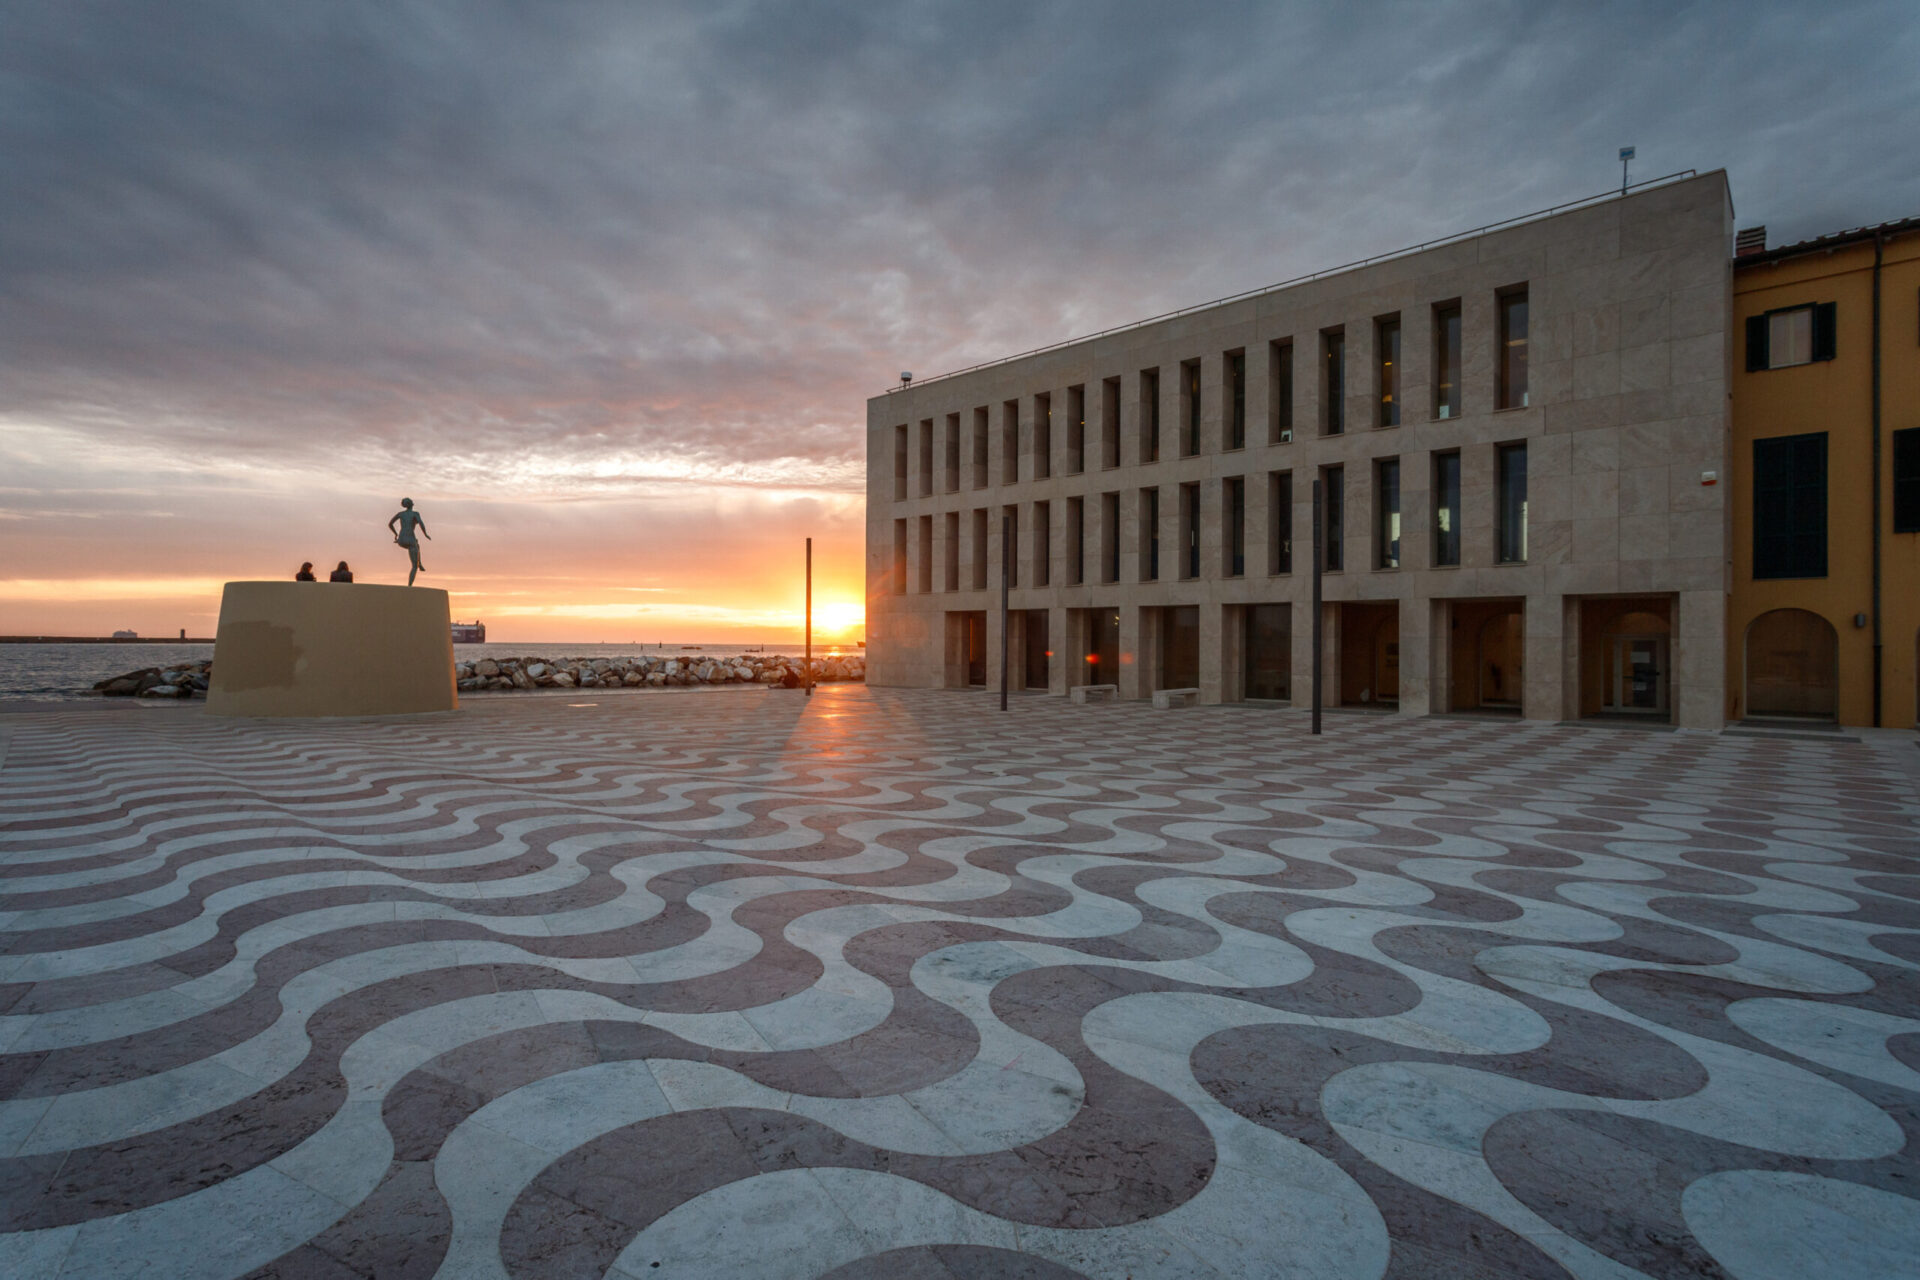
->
[865,171,1735,730]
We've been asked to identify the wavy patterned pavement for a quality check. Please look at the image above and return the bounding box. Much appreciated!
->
[0,687,1917,1279]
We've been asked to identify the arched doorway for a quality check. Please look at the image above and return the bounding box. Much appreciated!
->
[1745,609,1837,719]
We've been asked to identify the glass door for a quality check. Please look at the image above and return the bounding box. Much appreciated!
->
[1608,635,1668,714]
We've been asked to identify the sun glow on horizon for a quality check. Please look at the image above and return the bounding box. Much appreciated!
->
[812,600,865,635]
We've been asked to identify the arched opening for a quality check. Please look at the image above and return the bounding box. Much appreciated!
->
[1745,609,1837,720]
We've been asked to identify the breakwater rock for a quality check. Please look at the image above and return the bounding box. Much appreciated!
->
[93,661,211,698]
[89,654,865,698]
[453,654,863,692]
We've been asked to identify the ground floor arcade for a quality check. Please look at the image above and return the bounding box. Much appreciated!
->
[908,589,1726,729]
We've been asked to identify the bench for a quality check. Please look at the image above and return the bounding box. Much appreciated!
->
[1070,683,1118,705]
[1152,687,1201,710]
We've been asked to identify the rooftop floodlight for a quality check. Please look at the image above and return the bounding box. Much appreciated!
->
[900,371,913,387]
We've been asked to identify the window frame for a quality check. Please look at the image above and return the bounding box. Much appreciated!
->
[1496,287,1529,411]
[1375,457,1401,569]
[1376,315,1401,428]
[1495,442,1528,563]
[1752,432,1829,579]
[1894,427,1920,534]
[1432,450,1462,567]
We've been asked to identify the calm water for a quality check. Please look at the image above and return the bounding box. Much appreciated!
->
[0,641,863,700]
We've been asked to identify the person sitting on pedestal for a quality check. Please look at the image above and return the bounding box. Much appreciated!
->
[329,562,354,583]
[295,562,317,581]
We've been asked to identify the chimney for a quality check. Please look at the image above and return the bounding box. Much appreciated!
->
[1735,226,1767,257]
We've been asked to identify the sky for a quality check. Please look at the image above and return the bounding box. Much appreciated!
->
[3,0,1916,642]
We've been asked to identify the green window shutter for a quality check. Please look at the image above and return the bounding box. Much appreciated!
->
[1894,428,1920,533]
[1811,301,1838,362]
[1753,433,1828,578]
[1746,314,1769,371]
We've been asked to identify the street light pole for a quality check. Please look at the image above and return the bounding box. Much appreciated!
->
[804,537,813,698]
[999,513,1010,711]
[1311,479,1323,736]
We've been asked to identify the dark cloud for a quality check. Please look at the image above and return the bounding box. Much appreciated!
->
[0,1,1915,629]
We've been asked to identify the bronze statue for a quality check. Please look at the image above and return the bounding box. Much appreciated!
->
[388,498,431,585]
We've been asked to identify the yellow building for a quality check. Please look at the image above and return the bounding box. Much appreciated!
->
[1730,217,1920,728]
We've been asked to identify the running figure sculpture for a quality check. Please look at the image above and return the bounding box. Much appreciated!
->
[388,498,432,585]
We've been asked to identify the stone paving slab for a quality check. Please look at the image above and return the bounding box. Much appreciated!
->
[0,686,1915,1279]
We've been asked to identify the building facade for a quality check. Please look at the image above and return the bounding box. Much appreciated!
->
[1729,218,1920,728]
[865,172,1735,730]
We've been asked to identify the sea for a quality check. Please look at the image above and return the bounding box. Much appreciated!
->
[0,641,861,702]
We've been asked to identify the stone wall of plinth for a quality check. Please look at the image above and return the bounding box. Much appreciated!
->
[207,581,457,717]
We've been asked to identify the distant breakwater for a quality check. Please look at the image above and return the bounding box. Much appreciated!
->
[90,652,864,698]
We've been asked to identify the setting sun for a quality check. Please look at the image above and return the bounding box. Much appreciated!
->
[814,601,865,634]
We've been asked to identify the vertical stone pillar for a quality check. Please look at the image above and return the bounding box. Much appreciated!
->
[1676,588,1726,730]
[1398,594,1431,716]
[1199,603,1225,704]
[1522,595,1562,721]
[1120,606,1148,701]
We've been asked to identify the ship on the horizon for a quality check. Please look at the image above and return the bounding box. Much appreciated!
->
[450,620,486,644]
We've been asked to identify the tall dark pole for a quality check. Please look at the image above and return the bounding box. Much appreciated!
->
[804,537,813,698]
[1311,479,1323,736]
[999,512,1010,711]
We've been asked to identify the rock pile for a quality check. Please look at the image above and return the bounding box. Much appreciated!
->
[452,654,864,693]
[89,654,865,698]
[93,661,211,699]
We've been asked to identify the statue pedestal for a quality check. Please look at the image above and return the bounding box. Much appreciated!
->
[207,582,458,718]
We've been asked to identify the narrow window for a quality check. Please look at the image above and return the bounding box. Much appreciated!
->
[1433,451,1461,567]
[1498,289,1529,409]
[918,419,933,496]
[1141,487,1160,581]
[1033,501,1051,587]
[1067,496,1086,584]
[944,413,960,491]
[1753,433,1828,578]
[1376,317,1400,427]
[1102,492,1121,583]
[971,508,989,589]
[1100,377,1121,468]
[892,517,908,593]
[1323,329,1345,435]
[917,513,933,592]
[1227,350,1246,450]
[1226,476,1246,577]
[1141,369,1160,463]
[1034,393,1052,480]
[1496,443,1528,562]
[1181,482,1201,579]
[1323,467,1344,571]
[1003,504,1020,588]
[1434,303,1461,418]
[971,407,988,489]
[1067,385,1085,474]
[1894,427,1920,533]
[1001,401,1019,484]
[1270,340,1294,442]
[893,424,908,501]
[1376,458,1401,569]
[943,511,960,590]
[1269,471,1293,574]
[1181,359,1201,456]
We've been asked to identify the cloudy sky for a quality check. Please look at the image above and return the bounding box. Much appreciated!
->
[3,0,1915,641]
